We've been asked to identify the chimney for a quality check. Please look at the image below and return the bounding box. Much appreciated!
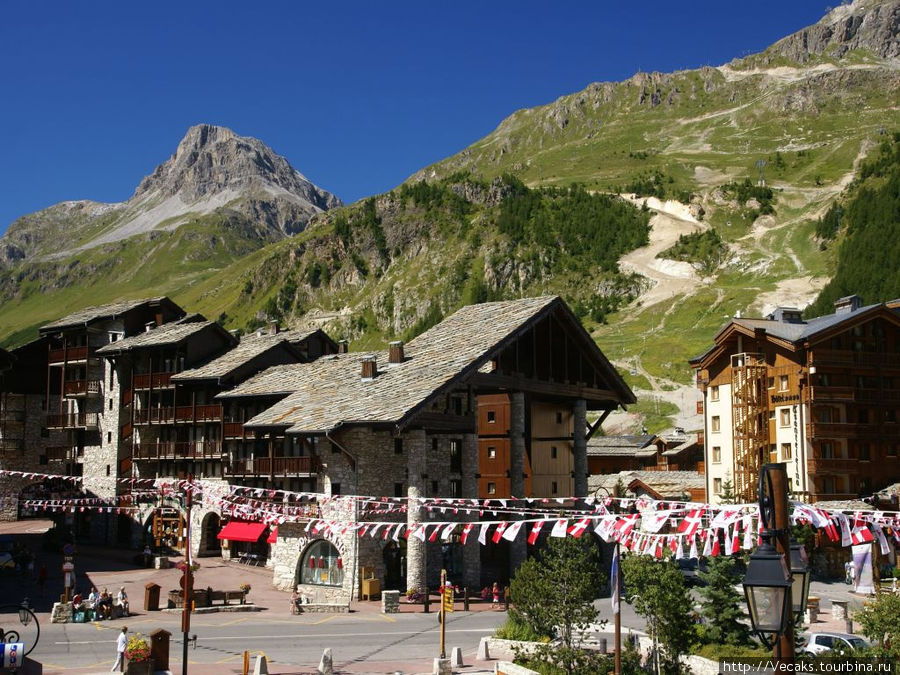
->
[834,294,862,314]
[338,340,349,354]
[144,321,155,333]
[269,320,279,335]
[361,356,377,380]
[389,341,405,364]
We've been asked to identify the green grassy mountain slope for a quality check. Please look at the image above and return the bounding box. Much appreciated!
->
[1,2,898,436]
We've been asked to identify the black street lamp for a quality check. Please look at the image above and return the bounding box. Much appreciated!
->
[0,601,41,656]
[742,534,792,648]
[742,463,799,659]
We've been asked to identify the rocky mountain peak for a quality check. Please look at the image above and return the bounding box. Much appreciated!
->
[133,124,341,213]
[765,0,899,63]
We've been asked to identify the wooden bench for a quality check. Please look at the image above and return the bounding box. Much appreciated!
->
[168,589,246,608]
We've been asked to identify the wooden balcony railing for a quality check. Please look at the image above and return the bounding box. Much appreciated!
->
[63,379,101,397]
[812,493,857,503]
[48,345,89,364]
[807,457,859,474]
[810,422,882,438]
[0,439,24,453]
[44,446,75,461]
[225,456,319,477]
[45,412,98,429]
[812,350,900,369]
[134,404,223,425]
[133,372,175,390]
[132,441,224,460]
[810,385,855,401]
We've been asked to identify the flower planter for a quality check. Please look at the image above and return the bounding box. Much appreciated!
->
[125,659,153,675]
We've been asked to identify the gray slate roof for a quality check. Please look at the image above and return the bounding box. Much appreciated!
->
[587,434,658,458]
[589,470,705,499]
[245,296,628,434]
[172,332,296,382]
[40,297,171,332]
[96,315,211,354]
[217,362,328,399]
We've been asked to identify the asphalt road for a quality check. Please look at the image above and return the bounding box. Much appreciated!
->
[33,608,508,672]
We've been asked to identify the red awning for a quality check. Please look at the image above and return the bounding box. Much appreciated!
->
[266,526,278,544]
[217,521,267,542]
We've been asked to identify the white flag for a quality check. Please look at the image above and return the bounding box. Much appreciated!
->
[550,519,568,537]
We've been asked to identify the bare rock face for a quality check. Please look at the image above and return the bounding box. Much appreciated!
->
[134,124,341,214]
[767,0,900,62]
[0,124,342,261]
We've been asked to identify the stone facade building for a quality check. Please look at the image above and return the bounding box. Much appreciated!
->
[1,294,633,604]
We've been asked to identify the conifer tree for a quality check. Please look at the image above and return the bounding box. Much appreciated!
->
[698,555,752,646]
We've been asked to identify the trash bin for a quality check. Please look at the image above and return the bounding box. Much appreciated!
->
[144,582,161,611]
[150,628,171,672]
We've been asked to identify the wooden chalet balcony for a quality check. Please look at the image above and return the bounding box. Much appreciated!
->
[45,412,98,429]
[223,423,264,439]
[133,404,223,425]
[0,439,24,453]
[810,422,882,438]
[132,441,224,460]
[807,457,858,474]
[133,372,175,390]
[48,345,90,364]
[225,456,319,477]
[811,385,855,402]
[856,388,900,402]
[813,350,900,369]
[63,379,101,397]
[813,493,857,502]
[44,446,75,462]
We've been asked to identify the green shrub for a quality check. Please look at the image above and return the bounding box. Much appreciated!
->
[493,617,549,642]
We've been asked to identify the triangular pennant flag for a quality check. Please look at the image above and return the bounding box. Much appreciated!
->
[527,520,547,545]
[492,522,508,544]
[412,524,427,541]
[742,515,753,550]
[502,521,524,542]
[675,536,685,559]
[478,523,490,545]
[428,525,441,543]
[567,517,591,538]
[874,526,890,555]
[702,531,713,557]
[461,523,474,545]
[550,519,568,537]
[678,508,706,537]
[837,513,852,547]
[441,523,456,541]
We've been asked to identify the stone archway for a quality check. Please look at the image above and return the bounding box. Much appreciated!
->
[197,512,222,557]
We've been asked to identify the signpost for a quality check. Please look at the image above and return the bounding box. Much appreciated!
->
[438,569,453,659]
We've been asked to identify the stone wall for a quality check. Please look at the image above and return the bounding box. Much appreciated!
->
[0,394,47,521]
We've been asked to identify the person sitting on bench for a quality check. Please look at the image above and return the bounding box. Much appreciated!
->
[97,588,113,619]
[117,587,130,617]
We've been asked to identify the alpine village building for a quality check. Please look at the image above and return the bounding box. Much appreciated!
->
[0,295,635,601]
[692,295,900,505]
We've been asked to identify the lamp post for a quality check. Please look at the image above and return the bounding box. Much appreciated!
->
[789,540,811,625]
[595,485,621,675]
[0,601,40,659]
[742,463,807,663]
[181,474,194,675]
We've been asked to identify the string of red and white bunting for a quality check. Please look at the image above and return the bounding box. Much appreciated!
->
[3,469,899,556]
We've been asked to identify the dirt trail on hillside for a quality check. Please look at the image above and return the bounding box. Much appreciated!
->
[618,196,706,309]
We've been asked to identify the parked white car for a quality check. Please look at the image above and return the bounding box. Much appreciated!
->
[802,632,870,655]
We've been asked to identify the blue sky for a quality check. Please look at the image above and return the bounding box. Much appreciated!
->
[0,1,832,232]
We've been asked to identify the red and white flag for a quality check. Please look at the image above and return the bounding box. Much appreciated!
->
[550,519,569,538]
[441,523,456,541]
[850,525,874,545]
[678,508,706,537]
[502,521,524,542]
[568,518,591,538]
[527,520,547,545]
[874,526,890,555]
[613,515,638,541]
[643,510,675,533]
[478,523,490,545]
[492,522,508,544]
[837,513,852,547]
[689,534,698,559]
[460,523,474,545]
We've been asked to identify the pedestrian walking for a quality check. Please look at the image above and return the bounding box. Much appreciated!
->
[111,626,127,672]
[491,582,500,609]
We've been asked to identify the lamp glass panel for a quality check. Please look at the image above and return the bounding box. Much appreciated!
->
[748,585,786,632]
[791,572,805,613]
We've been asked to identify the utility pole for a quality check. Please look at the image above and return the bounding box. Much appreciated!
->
[770,465,795,664]
[614,541,621,675]
[181,474,194,675]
